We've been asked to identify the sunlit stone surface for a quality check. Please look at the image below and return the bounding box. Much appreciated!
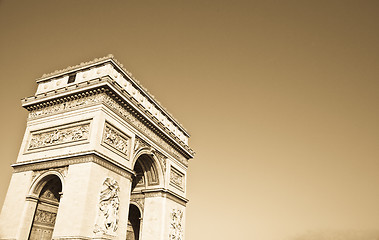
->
[0,55,194,240]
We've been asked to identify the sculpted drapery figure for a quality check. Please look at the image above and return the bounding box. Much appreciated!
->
[94,178,120,234]
[169,209,184,240]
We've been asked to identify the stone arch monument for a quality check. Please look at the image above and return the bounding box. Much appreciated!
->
[0,55,195,240]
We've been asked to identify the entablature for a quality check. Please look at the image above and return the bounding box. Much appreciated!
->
[30,55,190,146]
[22,73,194,162]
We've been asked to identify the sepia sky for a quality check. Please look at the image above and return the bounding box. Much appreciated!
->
[0,1,379,239]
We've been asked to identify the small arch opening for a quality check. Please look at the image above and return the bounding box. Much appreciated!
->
[126,204,141,240]
[28,175,62,240]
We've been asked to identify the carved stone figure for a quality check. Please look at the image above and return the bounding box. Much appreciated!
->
[34,209,57,225]
[170,167,184,190]
[102,124,129,156]
[169,209,184,240]
[94,178,120,234]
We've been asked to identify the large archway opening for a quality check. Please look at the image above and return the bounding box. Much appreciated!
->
[132,153,160,190]
[28,175,62,240]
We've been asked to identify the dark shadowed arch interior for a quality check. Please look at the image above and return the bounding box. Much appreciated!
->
[29,175,62,240]
[126,204,141,240]
[131,154,159,191]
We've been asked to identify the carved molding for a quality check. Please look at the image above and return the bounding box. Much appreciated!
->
[130,196,145,213]
[27,121,90,151]
[142,189,187,207]
[32,166,68,183]
[169,209,184,240]
[166,192,187,207]
[40,189,59,202]
[134,136,167,174]
[103,95,189,166]
[26,90,190,166]
[31,56,192,153]
[144,191,163,198]
[169,167,185,191]
[34,209,57,226]
[94,178,120,234]
[134,136,151,152]
[28,93,105,119]
[13,153,133,180]
[154,150,167,174]
[102,122,130,158]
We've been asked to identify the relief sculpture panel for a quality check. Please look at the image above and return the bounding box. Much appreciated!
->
[27,91,189,165]
[28,121,90,151]
[170,167,184,191]
[103,96,189,166]
[169,208,184,240]
[33,209,57,225]
[102,123,130,158]
[94,178,120,234]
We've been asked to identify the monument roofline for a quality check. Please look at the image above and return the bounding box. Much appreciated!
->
[22,78,194,159]
[35,55,190,138]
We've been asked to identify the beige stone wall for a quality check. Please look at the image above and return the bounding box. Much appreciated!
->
[17,105,102,164]
[53,162,132,240]
[0,171,33,239]
[1,57,193,240]
[141,196,166,239]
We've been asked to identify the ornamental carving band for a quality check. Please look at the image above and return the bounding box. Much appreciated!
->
[102,123,129,157]
[27,92,188,165]
[28,123,90,150]
[34,209,57,226]
[28,94,105,119]
[170,167,184,190]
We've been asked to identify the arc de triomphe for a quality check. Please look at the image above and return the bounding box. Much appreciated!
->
[0,55,194,240]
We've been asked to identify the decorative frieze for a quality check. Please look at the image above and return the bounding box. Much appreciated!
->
[103,96,189,166]
[28,93,105,119]
[13,153,134,180]
[102,123,130,158]
[34,209,57,226]
[94,178,120,234]
[169,209,184,240]
[27,121,90,151]
[32,166,68,182]
[27,90,189,165]
[170,167,184,191]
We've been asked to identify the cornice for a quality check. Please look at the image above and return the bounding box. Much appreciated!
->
[104,79,194,158]
[11,151,134,180]
[22,79,194,159]
[34,55,190,139]
[142,188,188,206]
[22,77,108,107]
